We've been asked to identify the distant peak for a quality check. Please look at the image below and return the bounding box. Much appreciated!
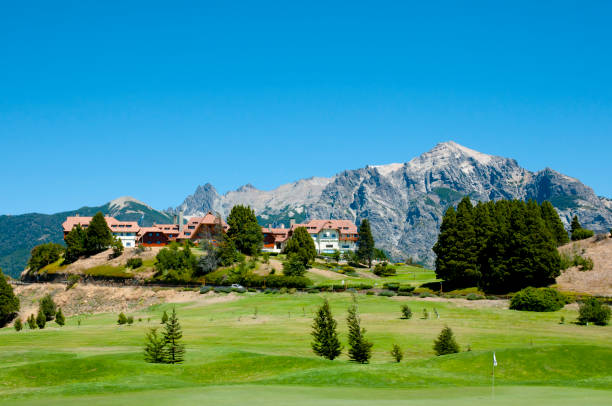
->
[237,183,257,192]
[427,141,494,165]
[108,196,149,210]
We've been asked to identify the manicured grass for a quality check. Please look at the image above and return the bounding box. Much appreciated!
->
[0,292,610,404]
[312,265,438,287]
[83,264,132,278]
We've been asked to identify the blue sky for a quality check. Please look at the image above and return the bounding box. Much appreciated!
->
[1,1,611,214]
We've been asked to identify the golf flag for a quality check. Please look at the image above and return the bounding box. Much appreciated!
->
[493,352,497,367]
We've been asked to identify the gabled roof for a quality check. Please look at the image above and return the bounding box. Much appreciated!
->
[291,219,358,235]
[62,216,140,233]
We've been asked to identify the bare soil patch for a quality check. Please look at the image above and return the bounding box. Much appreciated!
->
[557,236,612,296]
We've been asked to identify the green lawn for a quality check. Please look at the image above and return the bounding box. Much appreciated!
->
[0,292,610,405]
[311,265,438,287]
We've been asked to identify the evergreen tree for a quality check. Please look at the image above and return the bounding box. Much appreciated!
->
[346,303,373,363]
[14,318,22,331]
[390,344,403,363]
[400,304,412,319]
[143,328,166,363]
[28,243,64,272]
[161,310,168,324]
[217,235,239,266]
[27,314,37,329]
[39,294,56,321]
[283,254,307,277]
[55,308,65,326]
[283,227,317,266]
[357,219,375,267]
[570,215,582,235]
[0,269,20,327]
[226,205,263,255]
[64,224,87,263]
[117,312,127,325]
[570,215,594,241]
[311,299,342,360]
[85,212,113,254]
[162,307,185,364]
[433,206,458,283]
[433,326,460,355]
[36,309,46,329]
[541,201,569,246]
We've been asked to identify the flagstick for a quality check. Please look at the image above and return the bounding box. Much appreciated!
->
[492,353,495,399]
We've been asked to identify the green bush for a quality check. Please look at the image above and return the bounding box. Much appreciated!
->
[400,304,412,319]
[433,326,460,355]
[466,293,484,300]
[572,228,594,241]
[509,287,567,312]
[28,243,64,272]
[378,290,396,297]
[560,252,594,271]
[383,282,400,291]
[126,258,143,269]
[366,291,375,295]
[199,286,212,294]
[577,297,611,326]
[398,285,415,293]
[117,312,127,325]
[39,294,56,321]
[214,287,232,294]
[373,262,396,277]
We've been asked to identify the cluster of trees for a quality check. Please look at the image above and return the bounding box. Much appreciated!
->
[570,216,594,241]
[143,308,185,364]
[15,294,65,331]
[311,299,460,363]
[64,212,122,263]
[28,243,64,272]
[433,198,567,293]
[154,242,198,283]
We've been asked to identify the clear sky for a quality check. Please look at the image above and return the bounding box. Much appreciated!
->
[1,1,611,214]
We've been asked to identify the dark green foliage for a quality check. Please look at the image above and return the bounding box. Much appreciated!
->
[226,205,263,256]
[311,299,342,360]
[570,216,594,241]
[14,318,22,331]
[391,344,403,363]
[509,287,567,312]
[126,258,143,269]
[161,310,168,324]
[27,314,37,329]
[540,201,570,245]
[39,294,56,321]
[434,199,562,293]
[85,212,113,254]
[0,270,19,327]
[377,290,396,297]
[154,243,197,283]
[118,312,127,325]
[373,262,396,277]
[560,252,594,271]
[356,219,375,267]
[217,236,239,266]
[110,237,124,258]
[401,304,412,319]
[283,227,316,266]
[144,328,166,363]
[373,248,388,261]
[283,254,307,277]
[64,224,87,264]
[28,243,64,272]
[36,309,46,329]
[55,308,65,326]
[347,303,373,363]
[163,307,185,364]
[433,326,460,355]
[577,298,611,326]
[127,315,134,325]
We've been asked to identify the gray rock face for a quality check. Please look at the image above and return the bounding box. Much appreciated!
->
[176,141,612,265]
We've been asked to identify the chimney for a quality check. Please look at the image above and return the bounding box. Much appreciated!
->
[179,211,184,232]
[173,214,177,225]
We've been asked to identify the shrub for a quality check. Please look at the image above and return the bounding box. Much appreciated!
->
[419,291,434,298]
[36,309,46,329]
[55,308,65,326]
[127,316,134,325]
[571,228,594,241]
[378,290,396,297]
[14,318,22,331]
[366,291,375,295]
[373,262,396,277]
[214,287,232,294]
[39,294,56,321]
[28,243,64,272]
[383,282,400,291]
[509,287,567,312]
[398,285,415,293]
[0,270,20,327]
[433,326,460,355]
[577,298,611,326]
[560,252,594,271]
[401,304,412,319]
[283,254,307,277]
[110,236,124,259]
[342,265,356,273]
[27,314,37,329]
[199,286,212,294]
[391,344,403,363]
[126,258,143,269]
[66,274,80,290]
[118,312,128,325]
[466,293,484,300]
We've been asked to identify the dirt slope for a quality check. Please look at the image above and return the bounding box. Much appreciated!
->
[556,235,612,296]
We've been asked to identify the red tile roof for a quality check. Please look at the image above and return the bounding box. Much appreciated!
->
[291,219,357,235]
[62,216,140,233]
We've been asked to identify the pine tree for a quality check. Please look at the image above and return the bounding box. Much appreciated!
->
[540,201,569,246]
[570,215,582,235]
[14,318,22,331]
[36,309,46,329]
[400,304,412,319]
[39,294,56,321]
[64,224,87,263]
[390,344,403,363]
[0,269,19,327]
[143,328,166,363]
[117,312,127,325]
[311,299,342,360]
[85,212,113,254]
[357,219,375,267]
[346,304,373,363]
[283,227,317,266]
[161,310,168,324]
[433,326,460,356]
[226,205,263,255]
[27,314,37,329]
[162,307,185,364]
[55,308,65,326]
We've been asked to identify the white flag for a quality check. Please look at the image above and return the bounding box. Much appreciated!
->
[493,352,497,367]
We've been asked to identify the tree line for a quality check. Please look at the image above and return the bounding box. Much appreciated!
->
[433,198,570,293]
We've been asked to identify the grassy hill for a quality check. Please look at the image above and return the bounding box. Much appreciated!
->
[0,291,610,405]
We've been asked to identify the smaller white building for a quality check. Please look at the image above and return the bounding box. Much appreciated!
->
[292,219,359,254]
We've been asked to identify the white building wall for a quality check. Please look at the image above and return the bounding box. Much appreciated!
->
[113,232,138,248]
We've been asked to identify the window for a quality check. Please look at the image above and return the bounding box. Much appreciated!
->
[126,242,132,247]
[326,244,333,248]
[188,225,195,229]
[342,245,350,249]
[185,232,191,236]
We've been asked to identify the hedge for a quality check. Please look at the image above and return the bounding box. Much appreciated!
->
[509,287,567,312]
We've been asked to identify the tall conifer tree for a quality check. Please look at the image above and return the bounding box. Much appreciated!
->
[0,269,19,327]
[540,201,569,246]
[357,219,375,267]
[346,303,373,363]
[85,212,113,254]
[162,307,185,364]
[311,299,342,360]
